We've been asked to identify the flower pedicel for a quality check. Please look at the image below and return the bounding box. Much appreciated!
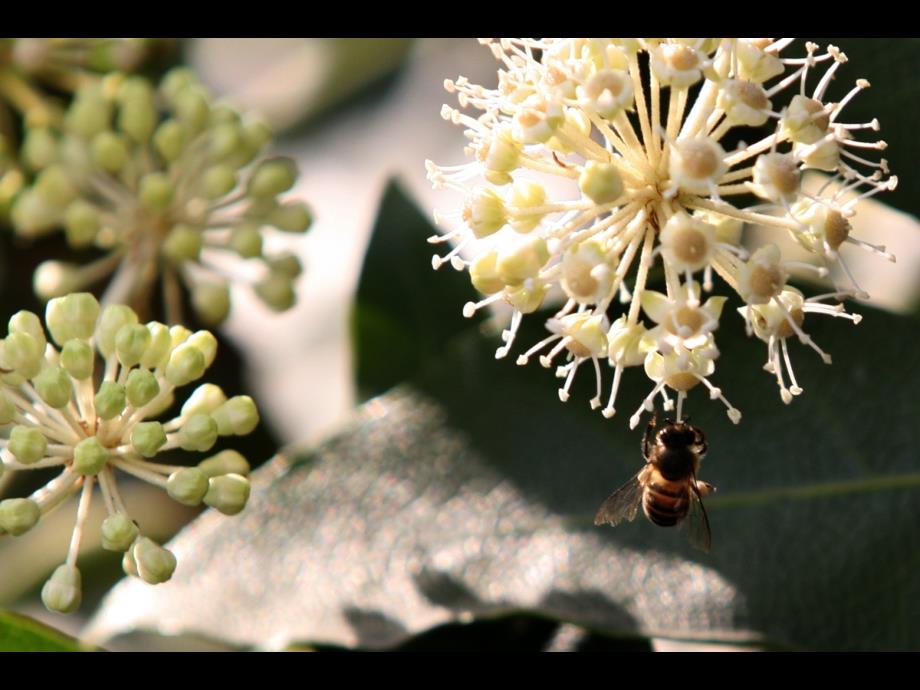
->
[427,39,896,426]
[0,293,257,613]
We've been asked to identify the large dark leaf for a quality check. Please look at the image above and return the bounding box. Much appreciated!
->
[86,280,920,650]
[352,181,481,398]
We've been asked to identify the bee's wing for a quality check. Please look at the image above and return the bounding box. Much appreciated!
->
[683,479,714,553]
[594,470,645,527]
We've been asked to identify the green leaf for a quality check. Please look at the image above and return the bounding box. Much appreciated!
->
[352,180,480,398]
[86,248,920,650]
[0,610,94,651]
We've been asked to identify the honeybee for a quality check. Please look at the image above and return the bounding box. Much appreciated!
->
[594,416,716,552]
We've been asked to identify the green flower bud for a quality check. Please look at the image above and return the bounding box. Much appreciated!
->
[175,87,211,134]
[9,426,46,464]
[267,253,303,279]
[118,96,157,144]
[66,88,111,139]
[101,514,139,552]
[0,393,16,425]
[178,413,218,452]
[242,119,271,153]
[4,332,42,378]
[125,368,159,408]
[45,293,100,345]
[247,158,297,198]
[268,201,312,233]
[578,160,625,205]
[0,498,41,535]
[22,128,57,171]
[20,127,57,171]
[202,164,237,199]
[34,261,81,300]
[60,339,94,380]
[91,131,128,172]
[198,449,250,478]
[115,323,151,367]
[162,224,202,263]
[11,188,61,236]
[191,283,230,326]
[182,384,226,418]
[165,343,205,386]
[254,272,295,311]
[204,474,250,515]
[169,325,193,349]
[208,122,242,161]
[41,565,82,614]
[186,330,218,368]
[9,311,46,348]
[131,421,166,457]
[229,223,263,258]
[96,304,138,357]
[141,322,171,369]
[33,366,73,409]
[140,172,173,211]
[160,68,196,102]
[35,165,77,207]
[64,200,101,247]
[153,119,185,162]
[167,467,209,505]
[72,436,108,475]
[133,537,177,584]
[243,196,277,222]
[94,381,126,420]
[469,250,503,294]
[212,395,259,436]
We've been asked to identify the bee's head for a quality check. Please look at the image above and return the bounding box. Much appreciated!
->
[658,422,701,450]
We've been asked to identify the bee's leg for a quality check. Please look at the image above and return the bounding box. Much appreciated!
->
[695,480,717,496]
[642,415,657,459]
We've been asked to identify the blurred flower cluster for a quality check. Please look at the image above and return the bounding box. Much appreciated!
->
[11,67,311,326]
[428,38,896,427]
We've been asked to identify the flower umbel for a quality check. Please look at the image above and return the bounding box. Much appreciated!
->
[12,67,312,325]
[428,39,895,426]
[0,293,257,613]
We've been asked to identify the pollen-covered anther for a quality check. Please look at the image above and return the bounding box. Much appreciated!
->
[659,213,717,273]
[750,152,801,204]
[668,137,727,196]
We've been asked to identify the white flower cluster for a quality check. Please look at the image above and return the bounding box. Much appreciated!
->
[427,38,896,427]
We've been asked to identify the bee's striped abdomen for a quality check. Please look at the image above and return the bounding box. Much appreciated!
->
[643,478,690,527]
